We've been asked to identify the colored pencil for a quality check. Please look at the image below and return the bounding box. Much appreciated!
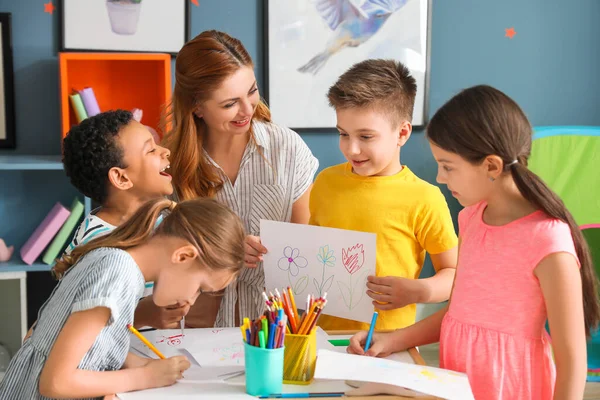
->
[127,324,165,359]
[364,311,379,351]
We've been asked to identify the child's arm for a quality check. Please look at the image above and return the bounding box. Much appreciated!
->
[419,247,458,303]
[367,188,459,310]
[123,352,152,369]
[349,305,449,356]
[366,247,457,310]
[536,252,587,400]
[39,306,190,398]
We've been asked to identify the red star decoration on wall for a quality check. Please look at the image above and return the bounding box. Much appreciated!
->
[44,1,55,15]
[505,27,516,39]
[191,0,199,6]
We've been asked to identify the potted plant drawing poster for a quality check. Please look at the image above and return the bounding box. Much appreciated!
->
[61,0,189,54]
[260,220,376,323]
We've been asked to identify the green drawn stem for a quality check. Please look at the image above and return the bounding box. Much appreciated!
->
[348,273,353,309]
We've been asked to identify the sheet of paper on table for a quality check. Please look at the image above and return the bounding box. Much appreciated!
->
[129,327,245,367]
[121,325,427,398]
[314,349,475,400]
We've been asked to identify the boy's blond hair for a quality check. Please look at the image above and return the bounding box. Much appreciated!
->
[327,59,417,126]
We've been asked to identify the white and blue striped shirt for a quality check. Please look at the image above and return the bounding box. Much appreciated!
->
[65,208,116,255]
[0,248,145,400]
[211,120,319,327]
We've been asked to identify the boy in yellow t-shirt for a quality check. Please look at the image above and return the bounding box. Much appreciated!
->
[312,60,458,331]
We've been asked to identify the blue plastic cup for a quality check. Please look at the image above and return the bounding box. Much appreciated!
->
[244,342,284,396]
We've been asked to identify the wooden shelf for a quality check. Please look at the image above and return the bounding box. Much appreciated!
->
[59,52,172,138]
[0,155,63,170]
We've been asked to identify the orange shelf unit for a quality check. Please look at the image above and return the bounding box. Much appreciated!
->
[59,52,172,139]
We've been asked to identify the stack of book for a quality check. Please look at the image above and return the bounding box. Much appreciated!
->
[68,87,101,123]
[19,198,85,266]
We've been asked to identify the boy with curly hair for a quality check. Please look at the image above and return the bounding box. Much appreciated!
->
[62,109,182,329]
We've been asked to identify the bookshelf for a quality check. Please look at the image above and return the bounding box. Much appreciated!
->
[59,52,172,138]
[0,155,65,170]
[0,154,92,358]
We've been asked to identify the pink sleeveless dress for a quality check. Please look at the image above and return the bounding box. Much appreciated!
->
[440,201,578,400]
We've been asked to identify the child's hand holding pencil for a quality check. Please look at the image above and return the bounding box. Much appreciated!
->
[347,329,396,358]
[125,324,191,388]
[141,357,191,387]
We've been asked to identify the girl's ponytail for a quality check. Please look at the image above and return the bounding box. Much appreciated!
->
[426,84,600,336]
[510,161,600,335]
[53,198,176,278]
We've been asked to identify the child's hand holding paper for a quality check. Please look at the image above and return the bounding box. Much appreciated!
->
[366,275,423,310]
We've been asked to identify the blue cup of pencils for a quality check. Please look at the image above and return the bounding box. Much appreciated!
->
[241,312,286,396]
[244,342,284,396]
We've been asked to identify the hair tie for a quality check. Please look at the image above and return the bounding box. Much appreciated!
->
[507,159,518,167]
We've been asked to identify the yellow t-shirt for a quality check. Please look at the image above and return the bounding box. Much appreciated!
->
[310,163,458,331]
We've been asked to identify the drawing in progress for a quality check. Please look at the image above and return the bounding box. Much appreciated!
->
[212,344,244,365]
[314,245,336,297]
[369,356,463,384]
[314,349,475,400]
[156,333,185,347]
[278,246,309,295]
[337,244,369,310]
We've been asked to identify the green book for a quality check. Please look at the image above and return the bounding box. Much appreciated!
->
[69,93,88,123]
[42,197,85,265]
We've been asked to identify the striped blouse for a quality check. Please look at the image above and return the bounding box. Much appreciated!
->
[0,248,145,400]
[211,120,319,327]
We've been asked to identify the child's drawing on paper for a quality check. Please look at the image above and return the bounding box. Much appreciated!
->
[337,244,369,310]
[156,334,184,347]
[213,344,244,365]
[314,245,336,296]
[278,246,309,294]
[261,220,376,323]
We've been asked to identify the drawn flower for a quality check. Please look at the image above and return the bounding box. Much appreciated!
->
[342,244,364,275]
[278,246,308,276]
[317,245,336,267]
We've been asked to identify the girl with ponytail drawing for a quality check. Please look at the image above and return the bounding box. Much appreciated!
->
[0,198,245,399]
[348,85,600,400]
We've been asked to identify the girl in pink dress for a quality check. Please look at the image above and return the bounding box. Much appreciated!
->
[349,85,599,400]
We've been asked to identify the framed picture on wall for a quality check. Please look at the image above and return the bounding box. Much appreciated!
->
[265,0,431,131]
[60,0,190,55]
[0,13,16,149]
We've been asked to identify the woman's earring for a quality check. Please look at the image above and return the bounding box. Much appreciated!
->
[489,177,495,182]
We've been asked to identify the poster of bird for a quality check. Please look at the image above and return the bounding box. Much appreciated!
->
[266,0,429,130]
